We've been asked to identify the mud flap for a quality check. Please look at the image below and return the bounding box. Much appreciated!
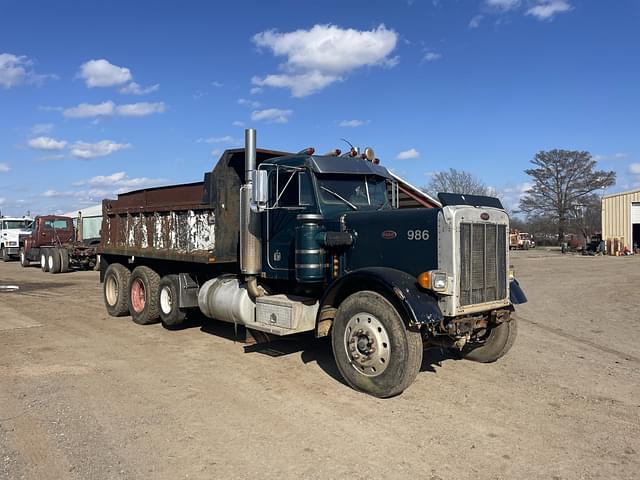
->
[509,278,527,304]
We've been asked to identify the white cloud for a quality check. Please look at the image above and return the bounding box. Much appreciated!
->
[251,108,293,124]
[486,0,520,11]
[526,0,572,20]
[27,136,67,151]
[0,163,10,173]
[237,98,261,108]
[423,51,442,62]
[79,59,132,87]
[250,87,263,95]
[63,101,165,118]
[115,102,165,117]
[70,140,131,160]
[232,120,246,127]
[594,152,629,162]
[252,24,398,97]
[469,14,484,28]
[498,181,532,209]
[31,123,54,135]
[64,101,115,118]
[339,119,365,128]
[252,71,339,98]
[629,163,640,175]
[211,149,221,157]
[396,148,420,160]
[211,81,223,87]
[198,135,236,144]
[119,82,160,95]
[39,153,66,161]
[0,53,55,88]
[74,171,165,188]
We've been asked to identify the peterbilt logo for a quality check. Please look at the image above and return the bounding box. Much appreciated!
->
[381,230,397,240]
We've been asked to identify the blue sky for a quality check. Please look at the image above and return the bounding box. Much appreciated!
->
[1,0,639,215]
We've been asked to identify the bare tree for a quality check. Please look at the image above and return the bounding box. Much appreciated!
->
[424,168,496,197]
[519,150,615,241]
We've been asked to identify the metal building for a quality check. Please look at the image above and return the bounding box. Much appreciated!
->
[601,189,640,250]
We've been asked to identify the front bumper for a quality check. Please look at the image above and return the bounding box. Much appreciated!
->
[6,247,19,255]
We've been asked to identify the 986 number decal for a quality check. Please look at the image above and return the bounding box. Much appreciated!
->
[407,229,430,240]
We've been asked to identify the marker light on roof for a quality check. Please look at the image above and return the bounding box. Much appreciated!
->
[363,147,375,161]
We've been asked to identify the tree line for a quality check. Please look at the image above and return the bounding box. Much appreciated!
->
[422,150,616,241]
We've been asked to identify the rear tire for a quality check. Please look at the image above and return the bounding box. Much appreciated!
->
[104,263,131,317]
[48,248,62,274]
[128,266,161,325]
[331,291,423,398]
[1,246,9,262]
[59,249,70,273]
[460,317,518,363]
[41,250,49,272]
[20,248,30,267]
[158,275,187,327]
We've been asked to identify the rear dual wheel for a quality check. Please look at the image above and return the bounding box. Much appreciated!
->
[158,274,186,327]
[129,266,161,325]
[104,263,131,317]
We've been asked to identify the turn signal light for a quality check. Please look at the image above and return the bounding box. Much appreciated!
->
[417,272,431,289]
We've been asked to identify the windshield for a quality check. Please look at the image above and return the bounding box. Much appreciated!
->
[43,219,71,229]
[2,220,31,229]
[317,175,389,210]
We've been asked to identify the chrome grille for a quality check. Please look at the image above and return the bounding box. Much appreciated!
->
[460,223,507,306]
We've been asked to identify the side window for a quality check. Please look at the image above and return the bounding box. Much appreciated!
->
[298,171,314,206]
[270,167,302,208]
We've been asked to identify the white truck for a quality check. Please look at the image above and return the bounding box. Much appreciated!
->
[0,216,34,261]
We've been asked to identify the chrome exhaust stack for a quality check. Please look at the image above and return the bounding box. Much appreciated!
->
[240,129,263,296]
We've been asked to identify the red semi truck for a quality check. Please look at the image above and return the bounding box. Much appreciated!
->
[20,215,99,273]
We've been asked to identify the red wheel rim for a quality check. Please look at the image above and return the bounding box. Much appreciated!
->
[131,278,146,313]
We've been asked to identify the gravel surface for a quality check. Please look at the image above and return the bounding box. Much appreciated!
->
[0,251,638,479]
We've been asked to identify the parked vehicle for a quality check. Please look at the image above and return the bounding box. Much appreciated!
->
[509,229,535,250]
[0,216,33,261]
[99,129,527,397]
[20,215,99,272]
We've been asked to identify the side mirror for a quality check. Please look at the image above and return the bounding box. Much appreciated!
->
[250,170,268,212]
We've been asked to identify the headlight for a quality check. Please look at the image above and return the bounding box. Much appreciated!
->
[417,270,449,293]
[508,265,515,280]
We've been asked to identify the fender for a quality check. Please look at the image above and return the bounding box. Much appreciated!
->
[510,278,527,304]
[320,267,444,327]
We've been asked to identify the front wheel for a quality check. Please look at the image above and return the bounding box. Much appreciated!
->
[331,291,423,398]
[460,317,518,363]
[20,248,30,267]
[1,246,10,262]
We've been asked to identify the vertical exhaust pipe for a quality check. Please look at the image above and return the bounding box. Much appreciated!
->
[240,129,262,278]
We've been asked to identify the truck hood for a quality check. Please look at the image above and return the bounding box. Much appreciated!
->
[1,229,32,240]
[343,208,440,277]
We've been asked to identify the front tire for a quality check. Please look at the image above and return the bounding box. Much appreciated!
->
[331,291,423,398]
[158,275,187,327]
[460,317,518,363]
[20,248,30,267]
[41,250,49,272]
[104,263,131,317]
[128,266,161,325]
[1,246,10,262]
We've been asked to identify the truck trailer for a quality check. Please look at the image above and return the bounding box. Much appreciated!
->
[99,129,527,397]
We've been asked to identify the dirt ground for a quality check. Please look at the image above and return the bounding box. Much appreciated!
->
[0,251,638,480]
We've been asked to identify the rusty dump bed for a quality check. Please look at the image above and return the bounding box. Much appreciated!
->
[99,148,288,264]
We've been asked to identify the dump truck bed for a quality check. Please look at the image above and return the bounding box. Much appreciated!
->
[99,182,219,264]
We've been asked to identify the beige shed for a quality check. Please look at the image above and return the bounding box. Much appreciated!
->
[601,188,640,251]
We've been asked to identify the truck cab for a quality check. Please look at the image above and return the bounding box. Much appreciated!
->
[0,216,33,261]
